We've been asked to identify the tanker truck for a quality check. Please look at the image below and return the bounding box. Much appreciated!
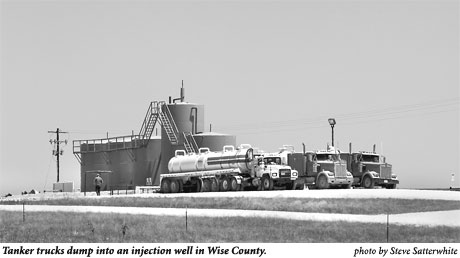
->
[273,145,353,189]
[159,144,298,193]
[340,143,399,189]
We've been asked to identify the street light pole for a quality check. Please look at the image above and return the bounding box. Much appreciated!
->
[328,118,336,147]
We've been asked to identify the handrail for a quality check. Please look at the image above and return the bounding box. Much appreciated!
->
[72,134,143,154]
[138,101,155,138]
[183,132,199,153]
[159,101,180,137]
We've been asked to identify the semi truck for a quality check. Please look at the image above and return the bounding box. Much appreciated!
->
[159,144,298,193]
[273,145,353,189]
[340,144,399,189]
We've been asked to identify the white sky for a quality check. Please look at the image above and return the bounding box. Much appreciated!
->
[1,0,459,195]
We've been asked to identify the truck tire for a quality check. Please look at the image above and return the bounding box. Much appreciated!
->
[170,180,180,193]
[317,175,329,189]
[229,177,239,191]
[297,183,305,190]
[195,179,202,192]
[202,179,211,192]
[261,176,271,190]
[160,179,171,193]
[211,178,219,192]
[362,175,374,189]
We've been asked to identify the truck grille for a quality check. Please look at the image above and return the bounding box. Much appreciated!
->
[380,166,392,179]
[334,163,347,178]
[279,169,291,178]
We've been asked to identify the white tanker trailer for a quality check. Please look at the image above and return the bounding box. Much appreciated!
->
[159,144,298,193]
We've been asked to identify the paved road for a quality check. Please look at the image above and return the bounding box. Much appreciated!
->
[1,205,459,227]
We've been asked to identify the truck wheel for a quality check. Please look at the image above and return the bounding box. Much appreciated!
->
[211,178,219,192]
[269,178,274,190]
[317,175,329,189]
[261,176,271,190]
[362,176,374,189]
[160,179,171,193]
[202,179,211,192]
[229,177,238,191]
[297,183,305,190]
[170,180,180,193]
[195,179,202,192]
[219,178,229,191]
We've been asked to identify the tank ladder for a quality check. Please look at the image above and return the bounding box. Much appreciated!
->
[157,101,180,145]
[183,132,199,154]
[139,101,160,146]
[139,101,198,154]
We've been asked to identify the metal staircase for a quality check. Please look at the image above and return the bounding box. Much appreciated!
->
[139,101,160,146]
[138,101,198,154]
[183,132,199,154]
[158,102,179,145]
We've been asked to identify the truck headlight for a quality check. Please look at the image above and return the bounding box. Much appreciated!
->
[347,172,352,176]
[391,174,397,179]
[371,172,380,177]
[292,171,298,177]
[327,172,334,177]
[272,173,278,177]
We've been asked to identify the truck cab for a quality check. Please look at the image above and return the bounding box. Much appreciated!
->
[306,147,353,189]
[277,145,353,189]
[341,151,399,189]
[253,153,298,190]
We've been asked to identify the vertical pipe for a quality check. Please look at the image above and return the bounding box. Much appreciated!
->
[349,142,352,154]
[209,124,212,132]
[373,144,376,153]
[331,126,335,147]
[191,107,198,134]
[302,143,306,155]
[181,80,185,102]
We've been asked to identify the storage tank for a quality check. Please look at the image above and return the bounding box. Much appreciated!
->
[193,132,236,152]
[158,102,205,183]
[133,136,161,186]
[80,144,109,192]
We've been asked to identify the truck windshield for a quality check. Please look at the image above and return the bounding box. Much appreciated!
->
[316,154,340,161]
[361,154,380,163]
[263,157,281,165]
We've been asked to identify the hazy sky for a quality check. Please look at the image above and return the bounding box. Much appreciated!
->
[1,0,459,195]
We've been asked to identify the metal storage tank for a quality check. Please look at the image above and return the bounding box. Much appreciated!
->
[158,102,204,183]
[107,150,136,190]
[133,136,161,186]
[80,144,109,192]
[193,132,236,152]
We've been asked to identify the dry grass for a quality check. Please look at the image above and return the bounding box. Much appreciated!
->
[2,197,459,215]
[1,211,459,243]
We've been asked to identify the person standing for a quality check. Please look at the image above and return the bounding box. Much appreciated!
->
[94,174,103,196]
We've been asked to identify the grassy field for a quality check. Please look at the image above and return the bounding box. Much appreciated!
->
[1,211,459,243]
[2,197,460,215]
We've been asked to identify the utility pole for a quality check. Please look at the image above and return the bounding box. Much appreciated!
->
[48,128,68,182]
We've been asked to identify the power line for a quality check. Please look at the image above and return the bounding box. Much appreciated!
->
[214,97,459,133]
